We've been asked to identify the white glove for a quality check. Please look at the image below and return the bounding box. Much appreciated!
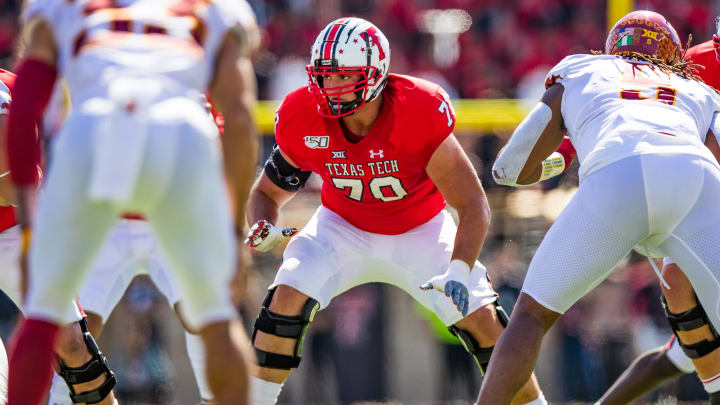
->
[420,260,471,316]
[244,220,298,252]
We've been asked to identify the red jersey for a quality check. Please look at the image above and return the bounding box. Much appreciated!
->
[0,69,14,115]
[275,74,455,235]
[0,69,16,233]
[0,206,16,233]
[686,40,720,90]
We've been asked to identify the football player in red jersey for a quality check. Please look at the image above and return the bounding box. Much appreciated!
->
[244,17,546,405]
[596,18,720,405]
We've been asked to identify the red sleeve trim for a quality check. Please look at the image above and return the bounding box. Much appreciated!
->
[556,135,576,170]
[6,59,57,185]
[545,74,561,89]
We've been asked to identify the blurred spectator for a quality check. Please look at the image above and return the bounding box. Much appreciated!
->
[0,0,713,100]
[247,0,714,100]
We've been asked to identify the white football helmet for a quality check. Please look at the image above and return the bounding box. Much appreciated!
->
[306,17,391,117]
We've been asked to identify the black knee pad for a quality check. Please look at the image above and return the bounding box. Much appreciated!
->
[448,301,509,375]
[251,287,320,369]
[56,317,116,404]
[662,296,720,359]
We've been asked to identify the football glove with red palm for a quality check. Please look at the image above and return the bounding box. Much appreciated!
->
[244,220,298,252]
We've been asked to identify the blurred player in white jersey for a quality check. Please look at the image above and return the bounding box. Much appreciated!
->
[39,84,221,404]
[478,10,720,405]
[0,79,218,404]
[5,1,260,404]
[0,69,119,405]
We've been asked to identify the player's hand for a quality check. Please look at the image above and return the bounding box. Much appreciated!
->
[420,260,471,317]
[244,220,298,252]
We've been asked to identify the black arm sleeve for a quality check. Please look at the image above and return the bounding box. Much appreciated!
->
[263,145,312,192]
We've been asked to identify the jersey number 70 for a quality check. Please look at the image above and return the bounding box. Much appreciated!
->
[332,176,408,202]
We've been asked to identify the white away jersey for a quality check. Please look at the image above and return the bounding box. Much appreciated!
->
[546,54,720,179]
[23,0,257,112]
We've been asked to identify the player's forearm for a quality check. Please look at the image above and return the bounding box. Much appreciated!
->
[517,136,576,186]
[14,185,37,228]
[451,198,491,268]
[516,164,543,185]
[222,110,259,231]
[246,187,282,227]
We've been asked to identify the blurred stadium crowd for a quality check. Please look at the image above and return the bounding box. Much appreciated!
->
[1,0,719,404]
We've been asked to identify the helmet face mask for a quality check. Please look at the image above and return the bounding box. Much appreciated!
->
[307,17,390,118]
[605,10,682,65]
[306,65,380,117]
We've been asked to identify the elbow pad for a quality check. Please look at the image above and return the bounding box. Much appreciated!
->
[492,102,552,187]
[263,145,311,192]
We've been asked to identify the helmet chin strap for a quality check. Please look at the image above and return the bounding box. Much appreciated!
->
[328,87,365,116]
[329,98,360,115]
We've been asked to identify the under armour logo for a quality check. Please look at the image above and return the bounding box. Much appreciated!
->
[369,149,384,159]
[331,150,346,159]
